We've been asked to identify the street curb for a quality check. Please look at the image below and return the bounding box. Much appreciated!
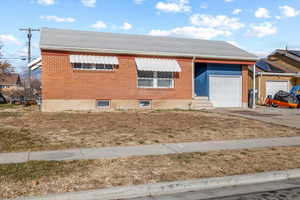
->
[11,168,300,200]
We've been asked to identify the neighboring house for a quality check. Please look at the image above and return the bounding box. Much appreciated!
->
[39,28,257,112]
[249,50,300,104]
[0,73,22,90]
[29,57,42,81]
[28,57,42,95]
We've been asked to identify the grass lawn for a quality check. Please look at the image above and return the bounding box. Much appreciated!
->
[1,146,300,199]
[0,104,21,110]
[0,110,300,152]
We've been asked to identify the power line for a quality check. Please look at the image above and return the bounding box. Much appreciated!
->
[0,57,26,60]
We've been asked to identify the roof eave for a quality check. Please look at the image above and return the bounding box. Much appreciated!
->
[256,72,300,77]
[40,45,258,62]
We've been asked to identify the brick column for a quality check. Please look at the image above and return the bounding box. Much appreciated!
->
[242,65,249,108]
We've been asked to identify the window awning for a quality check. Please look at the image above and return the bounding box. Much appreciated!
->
[135,58,181,72]
[70,55,119,65]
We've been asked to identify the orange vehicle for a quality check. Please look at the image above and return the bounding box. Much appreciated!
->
[266,90,299,108]
[271,99,298,108]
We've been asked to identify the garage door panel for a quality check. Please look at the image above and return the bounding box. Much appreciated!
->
[266,81,289,98]
[209,75,242,108]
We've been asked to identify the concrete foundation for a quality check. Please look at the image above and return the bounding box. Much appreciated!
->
[41,99,194,112]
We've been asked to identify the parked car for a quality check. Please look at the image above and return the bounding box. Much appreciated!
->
[269,90,299,108]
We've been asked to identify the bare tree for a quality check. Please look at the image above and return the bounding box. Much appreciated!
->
[0,45,13,82]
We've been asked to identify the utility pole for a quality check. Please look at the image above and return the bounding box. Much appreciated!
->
[19,28,40,98]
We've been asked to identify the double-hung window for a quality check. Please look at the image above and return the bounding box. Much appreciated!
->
[137,71,173,88]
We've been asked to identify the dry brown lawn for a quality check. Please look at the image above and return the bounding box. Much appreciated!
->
[1,146,300,199]
[0,109,300,152]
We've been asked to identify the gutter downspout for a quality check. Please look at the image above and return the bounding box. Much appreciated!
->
[252,64,256,109]
[259,73,262,104]
[192,56,196,98]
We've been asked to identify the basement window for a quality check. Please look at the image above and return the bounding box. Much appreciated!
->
[139,100,152,108]
[96,100,110,108]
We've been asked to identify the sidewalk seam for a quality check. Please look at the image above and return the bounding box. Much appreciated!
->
[162,144,181,154]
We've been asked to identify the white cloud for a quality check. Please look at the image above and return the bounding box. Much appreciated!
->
[40,15,75,23]
[279,5,300,18]
[155,0,191,13]
[0,35,21,46]
[255,7,270,18]
[190,14,244,30]
[232,8,242,15]
[81,0,96,7]
[37,0,55,6]
[225,0,234,2]
[253,50,271,58]
[91,21,107,29]
[247,22,277,38]
[149,26,231,40]
[120,22,133,30]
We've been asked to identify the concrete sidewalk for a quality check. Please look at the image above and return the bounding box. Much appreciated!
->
[1,136,300,164]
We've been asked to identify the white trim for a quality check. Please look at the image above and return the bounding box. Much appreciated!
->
[28,57,42,69]
[253,64,256,108]
[256,72,300,77]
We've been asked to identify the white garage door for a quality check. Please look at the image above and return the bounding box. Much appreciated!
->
[266,81,289,98]
[209,75,242,107]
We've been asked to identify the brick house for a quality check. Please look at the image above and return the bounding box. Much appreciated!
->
[39,28,257,112]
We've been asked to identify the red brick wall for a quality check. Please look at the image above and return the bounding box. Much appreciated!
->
[42,50,193,100]
[242,65,249,104]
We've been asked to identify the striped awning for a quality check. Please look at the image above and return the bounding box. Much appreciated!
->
[135,58,181,72]
[70,55,119,65]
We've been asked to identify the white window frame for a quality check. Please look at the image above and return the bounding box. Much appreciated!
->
[73,63,115,71]
[137,71,174,89]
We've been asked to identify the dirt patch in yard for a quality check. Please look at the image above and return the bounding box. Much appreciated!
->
[0,110,300,152]
[1,146,300,199]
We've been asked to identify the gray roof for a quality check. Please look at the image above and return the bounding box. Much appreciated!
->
[40,28,258,61]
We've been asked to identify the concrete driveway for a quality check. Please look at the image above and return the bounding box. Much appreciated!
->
[215,106,300,129]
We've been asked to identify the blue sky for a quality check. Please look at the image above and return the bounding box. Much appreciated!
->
[1,0,300,72]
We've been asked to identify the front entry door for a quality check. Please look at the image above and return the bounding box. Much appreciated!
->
[194,64,208,96]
